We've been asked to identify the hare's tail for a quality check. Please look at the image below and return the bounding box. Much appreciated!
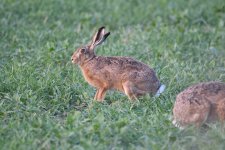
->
[155,84,166,97]
[172,118,185,130]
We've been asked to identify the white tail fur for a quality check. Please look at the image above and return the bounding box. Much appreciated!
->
[155,84,166,97]
[172,119,185,130]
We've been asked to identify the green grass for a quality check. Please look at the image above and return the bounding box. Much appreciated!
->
[0,0,225,149]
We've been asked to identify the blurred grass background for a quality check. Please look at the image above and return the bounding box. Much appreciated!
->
[0,0,225,149]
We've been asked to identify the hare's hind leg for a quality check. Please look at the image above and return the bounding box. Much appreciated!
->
[94,88,107,102]
[122,81,147,100]
[173,99,211,128]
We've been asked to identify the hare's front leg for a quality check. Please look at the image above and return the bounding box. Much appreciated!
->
[94,88,107,102]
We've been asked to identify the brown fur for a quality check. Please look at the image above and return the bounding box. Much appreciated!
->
[71,27,160,101]
[172,81,225,128]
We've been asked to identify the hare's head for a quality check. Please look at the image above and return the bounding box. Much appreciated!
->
[71,26,110,65]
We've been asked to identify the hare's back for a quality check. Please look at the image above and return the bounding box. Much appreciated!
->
[95,56,153,72]
[176,82,225,104]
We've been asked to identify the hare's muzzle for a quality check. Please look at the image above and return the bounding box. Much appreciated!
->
[71,56,76,64]
[71,58,76,64]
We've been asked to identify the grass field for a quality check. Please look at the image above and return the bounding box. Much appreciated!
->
[0,0,225,149]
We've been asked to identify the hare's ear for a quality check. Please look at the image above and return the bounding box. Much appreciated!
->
[94,32,110,46]
[89,26,110,51]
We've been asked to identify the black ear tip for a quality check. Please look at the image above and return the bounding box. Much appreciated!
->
[105,32,110,36]
[99,26,105,30]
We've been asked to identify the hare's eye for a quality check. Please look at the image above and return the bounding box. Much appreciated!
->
[80,48,86,53]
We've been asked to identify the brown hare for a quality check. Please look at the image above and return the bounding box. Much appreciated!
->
[173,81,225,129]
[71,27,165,102]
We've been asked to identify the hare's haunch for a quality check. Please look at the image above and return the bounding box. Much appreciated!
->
[173,81,225,128]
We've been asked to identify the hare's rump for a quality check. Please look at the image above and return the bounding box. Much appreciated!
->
[173,81,225,128]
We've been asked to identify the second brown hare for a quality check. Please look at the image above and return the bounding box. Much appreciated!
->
[71,27,165,102]
[173,81,225,129]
